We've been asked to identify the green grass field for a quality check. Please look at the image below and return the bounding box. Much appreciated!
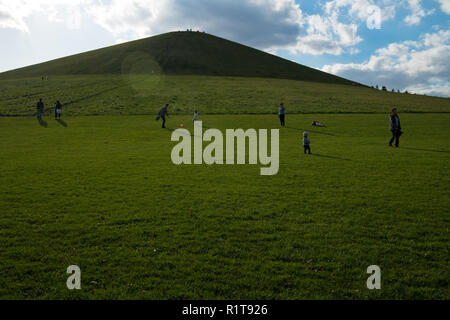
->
[1,113,448,299]
[1,75,449,116]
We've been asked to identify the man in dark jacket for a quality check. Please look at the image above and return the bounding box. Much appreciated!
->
[158,104,169,128]
[389,108,402,147]
[36,99,44,120]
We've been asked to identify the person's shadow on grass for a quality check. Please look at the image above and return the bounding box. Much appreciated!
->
[38,118,48,128]
[165,127,201,138]
[311,153,351,161]
[286,126,335,136]
[56,119,68,127]
[401,147,450,154]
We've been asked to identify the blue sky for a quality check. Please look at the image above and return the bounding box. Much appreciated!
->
[0,0,449,96]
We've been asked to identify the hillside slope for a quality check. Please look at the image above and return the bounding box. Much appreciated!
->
[0,31,358,85]
[1,75,449,116]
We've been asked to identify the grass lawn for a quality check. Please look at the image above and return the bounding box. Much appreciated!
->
[1,75,449,116]
[0,113,448,299]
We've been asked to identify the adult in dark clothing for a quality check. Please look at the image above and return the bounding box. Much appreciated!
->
[389,108,402,147]
[278,103,286,127]
[158,104,169,128]
[37,99,44,120]
[55,101,62,119]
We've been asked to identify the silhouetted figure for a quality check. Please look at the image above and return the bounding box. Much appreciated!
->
[36,99,44,120]
[389,108,403,147]
[157,104,169,128]
[278,103,286,127]
[55,101,62,119]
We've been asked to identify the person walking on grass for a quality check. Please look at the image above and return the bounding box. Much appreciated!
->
[36,98,44,120]
[279,103,286,127]
[303,131,311,154]
[157,104,169,128]
[389,108,403,147]
[193,110,199,123]
[54,100,62,119]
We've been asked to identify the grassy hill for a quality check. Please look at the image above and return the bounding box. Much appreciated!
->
[1,31,449,116]
[0,75,449,117]
[0,31,357,85]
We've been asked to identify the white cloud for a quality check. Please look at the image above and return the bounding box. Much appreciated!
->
[404,0,435,25]
[0,0,91,31]
[287,0,397,56]
[85,0,304,50]
[86,0,366,56]
[436,0,450,14]
[86,0,169,39]
[0,0,363,56]
[325,0,396,22]
[406,83,450,96]
[289,13,362,55]
[0,3,29,32]
[0,0,403,57]
[81,0,388,56]
[322,29,450,97]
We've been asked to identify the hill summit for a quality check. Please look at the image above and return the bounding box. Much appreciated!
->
[0,31,357,85]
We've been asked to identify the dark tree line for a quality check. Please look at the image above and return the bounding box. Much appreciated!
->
[371,85,408,94]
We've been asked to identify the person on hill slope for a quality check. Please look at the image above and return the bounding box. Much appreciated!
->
[54,101,62,119]
[36,99,44,120]
[278,103,286,127]
[157,104,169,128]
[193,110,199,123]
[389,108,403,147]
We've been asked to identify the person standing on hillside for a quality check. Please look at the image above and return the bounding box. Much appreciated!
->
[36,99,44,120]
[54,100,62,119]
[389,108,403,147]
[157,104,169,128]
[279,103,286,127]
[193,110,199,123]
